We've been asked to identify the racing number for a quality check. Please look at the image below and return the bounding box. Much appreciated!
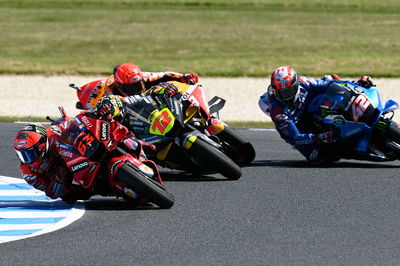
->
[151,110,172,134]
[351,94,371,121]
[77,134,95,155]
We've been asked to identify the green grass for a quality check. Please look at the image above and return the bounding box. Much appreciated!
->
[0,0,399,77]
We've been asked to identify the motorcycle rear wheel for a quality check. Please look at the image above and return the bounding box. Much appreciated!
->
[188,138,242,180]
[386,123,400,143]
[217,126,256,164]
[115,162,175,209]
[382,122,400,159]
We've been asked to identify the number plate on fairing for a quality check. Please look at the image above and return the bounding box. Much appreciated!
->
[148,108,175,135]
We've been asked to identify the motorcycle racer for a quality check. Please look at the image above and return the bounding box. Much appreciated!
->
[13,96,138,203]
[77,62,199,110]
[258,65,375,164]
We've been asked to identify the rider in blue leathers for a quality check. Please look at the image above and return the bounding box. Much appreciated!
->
[258,65,374,164]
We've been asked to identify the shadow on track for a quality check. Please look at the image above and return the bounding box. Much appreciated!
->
[84,198,159,211]
[159,171,228,182]
[248,159,400,169]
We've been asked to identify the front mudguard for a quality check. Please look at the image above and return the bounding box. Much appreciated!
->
[108,154,162,186]
[205,117,225,135]
[181,131,222,151]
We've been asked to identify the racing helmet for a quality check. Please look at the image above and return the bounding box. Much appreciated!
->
[14,124,48,165]
[77,79,108,110]
[113,62,145,95]
[270,66,300,105]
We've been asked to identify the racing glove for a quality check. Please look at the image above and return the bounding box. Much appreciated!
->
[179,73,199,85]
[47,167,68,199]
[356,76,375,88]
[323,74,341,80]
[95,95,124,120]
[150,83,178,97]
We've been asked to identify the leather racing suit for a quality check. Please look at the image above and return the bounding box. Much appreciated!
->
[105,71,192,96]
[19,122,91,203]
[258,76,339,162]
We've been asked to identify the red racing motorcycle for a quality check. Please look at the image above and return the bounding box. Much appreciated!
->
[47,107,174,209]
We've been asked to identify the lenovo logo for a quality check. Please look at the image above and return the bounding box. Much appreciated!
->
[71,161,89,173]
[100,123,109,141]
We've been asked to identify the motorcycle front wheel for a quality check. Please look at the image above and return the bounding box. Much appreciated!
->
[115,162,175,209]
[188,138,242,180]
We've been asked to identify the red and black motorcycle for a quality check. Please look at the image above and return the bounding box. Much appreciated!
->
[48,107,174,209]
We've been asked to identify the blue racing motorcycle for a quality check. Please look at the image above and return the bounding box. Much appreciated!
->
[307,81,400,162]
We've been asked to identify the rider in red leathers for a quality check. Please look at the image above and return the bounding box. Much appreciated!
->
[78,62,199,110]
[14,123,91,203]
[13,96,136,203]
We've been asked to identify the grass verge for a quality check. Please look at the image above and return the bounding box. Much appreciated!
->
[0,0,399,77]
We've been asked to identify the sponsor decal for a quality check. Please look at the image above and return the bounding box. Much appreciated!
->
[50,126,61,135]
[142,136,162,144]
[17,133,29,139]
[107,139,113,148]
[23,125,34,131]
[344,96,356,111]
[333,116,346,125]
[123,187,139,199]
[74,117,86,131]
[310,149,319,161]
[295,139,313,145]
[348,83,364,94]
[110,160,123,176]
[181,85,196,101]
[23,174,36,181]
[345,127,362,137]
[100,122,109,141]
[71,161,89,173]
[59,143,74,151]
[274,114,288,121]
[187,95,200,107]
[89,164,97,173]
[139,164,154,178]
[59,149,73,158]
[133,121,145,126]
[16,140,28,148]
[145,95,153,103]
[81,116,92,128]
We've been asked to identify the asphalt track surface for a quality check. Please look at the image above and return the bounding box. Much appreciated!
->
[2,122,400,265]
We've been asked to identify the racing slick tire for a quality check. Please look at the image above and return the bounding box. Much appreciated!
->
[188,138,242,180]
[115,162,175,209]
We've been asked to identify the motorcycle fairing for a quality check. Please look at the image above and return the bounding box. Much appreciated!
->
[172,81,211,121]
[148,108,175,135]
[308,82,383,153]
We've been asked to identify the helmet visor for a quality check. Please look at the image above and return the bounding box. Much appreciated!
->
[116,81,144,95]
[15,144,42,165]
[274,83,300,104]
